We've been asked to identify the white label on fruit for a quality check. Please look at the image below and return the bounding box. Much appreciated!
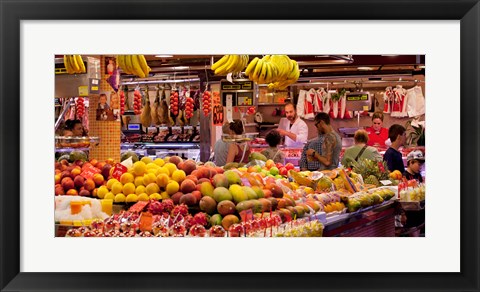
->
[226,94,233,123]
[380,180,392,186]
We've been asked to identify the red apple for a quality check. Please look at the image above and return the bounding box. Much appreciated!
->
[73,175,85,189]
[279,167,288,176]
[285,163,295,171]
[276,162,283,169]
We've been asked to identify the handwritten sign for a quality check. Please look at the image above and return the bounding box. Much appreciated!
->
[80,164,101,180]
[212,91,224,126]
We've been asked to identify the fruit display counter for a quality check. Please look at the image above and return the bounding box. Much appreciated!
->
[54,149,408,237]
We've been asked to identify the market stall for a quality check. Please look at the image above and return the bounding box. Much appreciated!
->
[53,54,426,237]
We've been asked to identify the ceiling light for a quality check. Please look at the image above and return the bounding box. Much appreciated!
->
[155,55,173,58]
[357,67,373,71]
[418,65,425,69]
[381,54,399,56]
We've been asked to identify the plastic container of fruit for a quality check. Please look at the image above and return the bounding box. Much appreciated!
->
[55,136,100,149]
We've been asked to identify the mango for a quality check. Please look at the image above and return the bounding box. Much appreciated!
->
[251,186,265,198]
[212,174,229,188]
[217,200,236,216]
[209,214,222,226]
[249,152,267,162]
[224,170,241,186]
[221,214,240,230]
[200,181,215,197]
[229,184,248,203]
[242,186,258,200]
[213,187,233,203]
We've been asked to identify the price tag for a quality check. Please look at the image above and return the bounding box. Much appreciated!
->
[212,92,224,126]
[363,105,369,111]
[239,209,254,222]
[78,86,89,97]
[111,163,127,180]
[226,94,233,123]
[129,201,149,213]
[80,164,101,180]
[380,180,393,186]
[240,178,251,187]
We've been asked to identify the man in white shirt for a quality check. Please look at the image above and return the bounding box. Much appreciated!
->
[277,103,308,148]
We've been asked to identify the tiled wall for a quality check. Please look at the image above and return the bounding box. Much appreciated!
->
[89,56,121,162]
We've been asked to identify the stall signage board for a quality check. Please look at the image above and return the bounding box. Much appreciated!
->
[345,92,371,111]
[221,80,253,91]
[221,79,255,107]
[89,78,100,94]
[212,91,224,126]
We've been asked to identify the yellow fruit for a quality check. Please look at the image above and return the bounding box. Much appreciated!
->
[163,157,170,163]
[156,167,170,176]
[147,169,158,175]
[122,182,136,195]
[143,173,157,185]
[145,183,160,195]
[171,169,186,183]
[106,178,119,190]
[324,204,332,213]
[153,158,165,167]
[104,192,115,201]
[97,186,109,199]
[160,191,170,200]
[114,193,126,203]
[119,172,134,185]
[125,194,138,203]
[133,161,147,176]
[166,180,179,195]
[290,182,299,190]
[111,182,124,195]
[164,163,177,176]
[135,185,146,195]
[134,176,144,187]
[304,187,314,194]
[149,193,162,200]
[141,156,153,164]
[156,173,170,188]
[146,163,159,170]
[137,193,149,201]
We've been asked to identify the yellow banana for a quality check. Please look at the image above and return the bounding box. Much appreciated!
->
[258,60,267,84]
[75,55,86,73]
[63,55,74,74]
[131,55,146,78]
[245,57,259,76]
[214,55,232,75]
[69,55,80,73]
[211,55,230,71]
[137,54,150,77]
[287,60,298,80]
[225,55,239,73]
[124,55,134,75]
[252,59,264,81]
[117,55,126,73]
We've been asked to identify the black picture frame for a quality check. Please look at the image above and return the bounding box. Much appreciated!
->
[1,0,479,291]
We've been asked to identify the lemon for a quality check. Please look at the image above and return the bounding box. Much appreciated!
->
[125,194,138,203]
[104,192,115,201]
[153,158,165,167]
[145,183,160,195]
[163,163,177,177]
[143,173,157,185]
[156,167,170,176]
[166,180,179,195]
[141,156,153,164]
[119,172,134,185]
[106,178,119,190]
[135,185,146,195]
[114,193,126,203]
[133,161,147,176]
[97,186,109,199]
[122,182,136,195]
[134,176,144,187]
[160,191,170,200]
[171,169,186,183]
[149,193,162,201]
[137,193,149,201]
[156,173,170,188]
[111,182,124,195]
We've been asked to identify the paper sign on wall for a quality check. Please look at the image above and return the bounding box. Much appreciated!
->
[226,94,233,123]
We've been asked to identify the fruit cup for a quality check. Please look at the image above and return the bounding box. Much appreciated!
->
[101,199,113,215]
[70,201,83,215]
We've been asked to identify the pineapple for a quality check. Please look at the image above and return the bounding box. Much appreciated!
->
[364,175,380,187]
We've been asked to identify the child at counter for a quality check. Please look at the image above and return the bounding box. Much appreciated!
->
[261,130,285,164]
[403,150,425,183]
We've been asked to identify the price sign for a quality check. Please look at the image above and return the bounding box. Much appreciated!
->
[80,164,101,180]
[111,163,127,180]
[212,91,224,126]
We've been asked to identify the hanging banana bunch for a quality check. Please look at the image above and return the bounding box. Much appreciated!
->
[117,55,151,78]
[245,55,300,90]
[210,55,249,76]
[64,55,86,74]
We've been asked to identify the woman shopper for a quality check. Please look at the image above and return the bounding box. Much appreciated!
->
[225,120,251,164]
[261,130,286,164]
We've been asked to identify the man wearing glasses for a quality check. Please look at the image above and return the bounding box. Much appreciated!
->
[299,113,342,171]
[277,103,308,148]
